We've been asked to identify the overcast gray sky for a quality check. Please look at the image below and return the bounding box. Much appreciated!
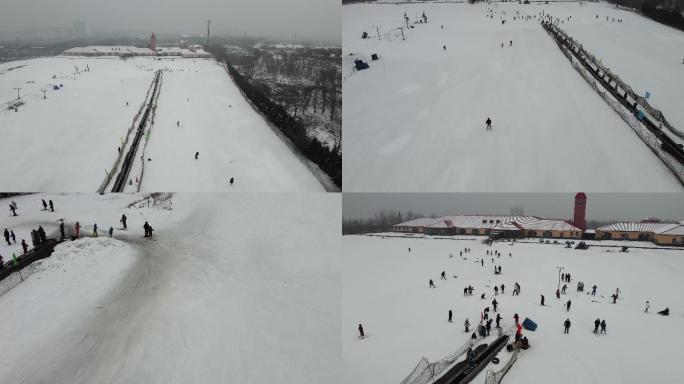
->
[1,0,340,43]
[343,193,684,222]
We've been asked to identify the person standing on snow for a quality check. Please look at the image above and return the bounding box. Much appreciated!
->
[121,214,127,230]
[42,199,48,211]
[465,318,471,332]
[562,284,567,294]
[448,310,453,322]
[49,200,54,212]
[9,204,17,216]
[429,279,436,288]
[21,239,28,254]
[600,320,607,334]
[556,288,561,299]
[75,222,81,238]
[501,284,505,294]
[495,313,502,328]
[143,222,150,238]
[4,229,10,246]
[195,152,199,160]
[513,313,519,324]
[564,318,571,334]
[481,259,484,267]
[441,271,447,280]
[467,347,476,367]
[566,300,571,311]
[358,324,365,338]
[591,285,597,296]
[593,318,600,334]
[485,117,492,130]
[10,230,16,244]
[93,223,98,237]
[492,298,498,312]
[540,294,545,306]
[59,221,65,240]
[109,227,114,237]
[494,286,499,295]
[644,301,650,313]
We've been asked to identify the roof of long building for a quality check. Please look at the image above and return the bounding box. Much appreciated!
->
[396,215,581,232]
[595,222,682,234]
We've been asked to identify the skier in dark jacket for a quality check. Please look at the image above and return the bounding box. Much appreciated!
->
[59,221,65,240]
[594,318,600,334]
[566,300,571,311]
[42,199,48,210]
[121,214,127,230]
[540,294,545,306]
[495,313,502,328]
[49,200,54,212]
[513,313,519,324]
[93,223,98,237]
[486,319,492,336]
[144,222,150,238]
[448,310,453,322]
[9,204,17,216]
[109,227,114,237]
[38,226,46,243]
[501,284,505,294]
[10,230,15,243]
[564,318,571,334]
[4,229,10,246]
[600,320,606,334]
[465,318,470,332]
[429,279,435,288]
[441,271,447,280]
[467,348,476,367]
[358,324,365,338]
[195,152,199,160]
[485,118,492,130]
[492,298,498,312]
[21,239,28,254]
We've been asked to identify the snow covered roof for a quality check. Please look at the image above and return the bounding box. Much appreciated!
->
[420,215,581,232]
[64,46,154,55]
[394,218,440,227]
[658,225,684,236]
[596,222,681,234]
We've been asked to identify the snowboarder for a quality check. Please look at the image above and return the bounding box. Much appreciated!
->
[121,214,127,230]
[441,271,446,280]
[93,223,98,237]
[9,204,17,216]
[644,301,650,313]
[75,222,81,238]
[429,279,436,288]
[495,313,502,328]
[448,310,453,322]
[109,227,114,237]
[485,117,492,130]
[195,152,199,160]
[3,229,10,245]
[593,318,600,334]
[21,239,28,254]
[465,318,471,332]
[540,294,545,306]
[49,200,54,212]
[60,221,65,240]
[492,298,498,312]
[358,324,365,338]
[42,199,48,210]
[566,300,571,311]
[591,285,597,296]
[600,319,606,334]
[564,318,571,334]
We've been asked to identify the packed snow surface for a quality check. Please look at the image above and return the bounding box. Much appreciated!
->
[343,234,684,384]
[0,193,340,383]
[0,57,324,192]
[342,2,684,192]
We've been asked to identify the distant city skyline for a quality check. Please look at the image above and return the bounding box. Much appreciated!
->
[0,0,340,43]
[343,193,684,223]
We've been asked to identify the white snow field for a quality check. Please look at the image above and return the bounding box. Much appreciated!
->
[0,56,325,192]
[0,193,340,383]
[342,2,684,192]
[343,235,684,384]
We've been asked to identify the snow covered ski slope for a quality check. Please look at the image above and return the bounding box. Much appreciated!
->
[343,235,684,384]
[342,2,684,192]
[0,193,340,383]
[0,57,324,192]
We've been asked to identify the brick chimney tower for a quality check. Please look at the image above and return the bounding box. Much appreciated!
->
[573,192,587,231]
[150,33,157,52]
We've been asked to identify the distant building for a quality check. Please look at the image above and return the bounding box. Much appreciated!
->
[595,222,684,245]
